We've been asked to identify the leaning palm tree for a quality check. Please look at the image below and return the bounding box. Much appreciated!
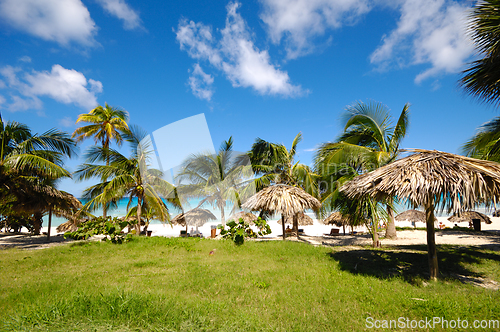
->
[72,103,129,217]
[75,126,179,235]
[176,137,253,226]
[460,0,500,105]
[315,101,409,239]
[248,133,319,234]
[0,116,76,234]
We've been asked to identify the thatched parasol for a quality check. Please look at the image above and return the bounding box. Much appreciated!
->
[171,208,216,231]
[228,211,259,224]
[322,212,350,226]
[395,210,436,223]
[448,211,492,224]
[242,184,321,240]
[278,212,314,226]
[341,149,500,280]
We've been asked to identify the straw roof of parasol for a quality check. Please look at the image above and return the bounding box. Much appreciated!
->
[341,150,500,213]
[171,208,216,227]
[228,211,259,224]
[242,184,321,215]
[322,212,350,226]
[448,211,492,224]
[278,212,314,225]
[340,149,500,280]
[395,210,436,223]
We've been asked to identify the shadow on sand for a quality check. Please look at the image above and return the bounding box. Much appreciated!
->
[329,245,500,288]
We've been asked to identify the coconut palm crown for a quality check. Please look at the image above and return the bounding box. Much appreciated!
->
[460,0,500,105]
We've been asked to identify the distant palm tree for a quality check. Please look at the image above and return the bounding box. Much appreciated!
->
[75,126,179,235]
[72,103,129,217]
[248,133,319,234]
[177,137,252,226]
[460,0,500,105]
[315,101,409,239]
[462,116,500,162]
[176,137,253,227]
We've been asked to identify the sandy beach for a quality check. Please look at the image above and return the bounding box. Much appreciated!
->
[3,216,500,250]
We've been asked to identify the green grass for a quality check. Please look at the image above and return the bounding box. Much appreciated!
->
[1,237,500,331]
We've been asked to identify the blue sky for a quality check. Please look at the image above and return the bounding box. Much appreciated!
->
[0,0,495,196]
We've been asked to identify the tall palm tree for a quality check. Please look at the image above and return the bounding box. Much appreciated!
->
[176,137,253,226]
[72,103,129,217]
[248,133,319,235]
[75,126,179,235]
[460,0,500,105]
[315,101,409,239]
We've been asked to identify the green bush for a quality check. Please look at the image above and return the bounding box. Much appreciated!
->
[218,217,271,245]
[64,216,132,244]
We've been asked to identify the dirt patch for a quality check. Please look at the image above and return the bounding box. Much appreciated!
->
[0,233,76,250]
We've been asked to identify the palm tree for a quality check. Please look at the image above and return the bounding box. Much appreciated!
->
[0,115,76,234]
[176,137,253,226]
[460,0,500,105]
[72,103,129,217]
[462,116,500,162]
[75,126,179,235]
[314,101,409,239]
[248,133,319,235]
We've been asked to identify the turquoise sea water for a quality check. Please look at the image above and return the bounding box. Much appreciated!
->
[43,197,243,228]
[43,198,496,228]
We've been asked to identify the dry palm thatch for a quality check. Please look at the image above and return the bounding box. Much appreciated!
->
[278,212,314,226]
[448,211,492,224]
[171,208,216,229]
[395,210,436,223]
[242,184,321,240]
[322,212,350,226]
[341,149,500,280]
[228,211,259,224]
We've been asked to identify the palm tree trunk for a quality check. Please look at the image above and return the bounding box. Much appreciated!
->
[220,207,225,227]
[32,212,43,235]
[135,196,142,235]
[425,203,438,281]
[371,220,379,247]
[281,214,286,240]
[103,138,110,218]
[385,204,397,239]
[47,207,52,241]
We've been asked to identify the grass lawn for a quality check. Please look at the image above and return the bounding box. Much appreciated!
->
[1,237,500,331]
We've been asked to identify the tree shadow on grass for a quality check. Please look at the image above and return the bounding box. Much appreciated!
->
[328,245,500,287]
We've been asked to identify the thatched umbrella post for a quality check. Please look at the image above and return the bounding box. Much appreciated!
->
[425,200,438,280]
[341,149,500,281]
[281,215,286,240]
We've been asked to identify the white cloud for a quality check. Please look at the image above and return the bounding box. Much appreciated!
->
[188,64,214,101]
[95,0,144,30]
[370,0,474,83]
[59,116,74,128]
[259,0,371,59]
[175,2,304,98]
[0,0,97,47]
[18,56,31,63]
[0,64,102,112]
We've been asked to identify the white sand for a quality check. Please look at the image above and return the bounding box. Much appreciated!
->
[19,216,500,249]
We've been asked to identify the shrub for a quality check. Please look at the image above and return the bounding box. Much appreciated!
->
[64,216,131,244]
[218,217,271,245]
